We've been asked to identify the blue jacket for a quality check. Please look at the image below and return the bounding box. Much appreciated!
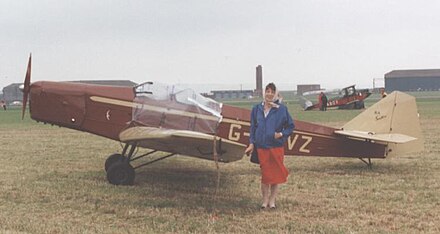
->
[249,102,295,149]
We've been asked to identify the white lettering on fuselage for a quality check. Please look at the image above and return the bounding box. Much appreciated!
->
[287,134,299,150]
[228,124,242,141]
[287,135,312,153]
[299,136,312,153]
[227,124,313,154]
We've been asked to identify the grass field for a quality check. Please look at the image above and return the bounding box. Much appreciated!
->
[1,92,439,233]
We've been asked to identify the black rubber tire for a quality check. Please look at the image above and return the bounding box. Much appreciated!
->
[106,161,135,185]
[354,101,365,109]
[105,153,124,172]
[339,103,354,109]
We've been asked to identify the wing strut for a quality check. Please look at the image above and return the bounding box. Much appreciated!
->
[133,152,175,169]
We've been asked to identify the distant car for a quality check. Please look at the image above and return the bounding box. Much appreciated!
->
[9,101,23,106]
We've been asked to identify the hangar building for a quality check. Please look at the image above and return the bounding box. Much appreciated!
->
[385,69,440,92]
[2,83,22,103]
[211,90,254,99]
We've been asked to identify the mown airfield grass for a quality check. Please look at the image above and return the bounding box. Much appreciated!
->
[0,92,439,233]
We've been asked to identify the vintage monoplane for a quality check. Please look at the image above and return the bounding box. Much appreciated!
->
[21,55,423,185]
[301,85,372,110]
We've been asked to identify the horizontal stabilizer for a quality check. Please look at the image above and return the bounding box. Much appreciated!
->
[119,126,245,162]
[334,130,417,144]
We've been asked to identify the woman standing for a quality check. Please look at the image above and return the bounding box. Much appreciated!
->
[245,82,294,209]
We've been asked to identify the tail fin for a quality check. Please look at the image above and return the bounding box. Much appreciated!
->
[341,91,424,157]
[299,96,314,110]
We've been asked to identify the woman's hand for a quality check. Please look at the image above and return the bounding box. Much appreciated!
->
[245,143,254,156]
[274,132,283,139]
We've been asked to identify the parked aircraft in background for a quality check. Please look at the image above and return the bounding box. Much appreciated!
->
[301,85,372,111]
[21,55,423,185]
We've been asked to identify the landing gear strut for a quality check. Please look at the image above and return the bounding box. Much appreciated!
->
[105,142,176,185]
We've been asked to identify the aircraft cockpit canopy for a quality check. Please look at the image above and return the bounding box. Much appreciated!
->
[132,82,222,134]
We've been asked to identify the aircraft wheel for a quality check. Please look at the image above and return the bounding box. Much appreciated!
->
[342,103,355,109]
[354,101,364,109]
[107,161,135,185]
[105,153,124,172]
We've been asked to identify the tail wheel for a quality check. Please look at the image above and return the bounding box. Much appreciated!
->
[104,153,124,172]
[107,161,135,185]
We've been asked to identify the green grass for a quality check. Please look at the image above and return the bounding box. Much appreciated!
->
[1,92,440,233]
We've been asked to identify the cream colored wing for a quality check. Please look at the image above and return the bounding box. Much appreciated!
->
[334,130,417,144]
[119,126,245,163]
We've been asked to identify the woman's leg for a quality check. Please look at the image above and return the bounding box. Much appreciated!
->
[261,183,270,207]
[269,184,279,207]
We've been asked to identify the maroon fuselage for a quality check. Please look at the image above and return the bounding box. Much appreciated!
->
[29,81,386,159]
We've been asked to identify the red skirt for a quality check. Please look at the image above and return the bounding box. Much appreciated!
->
[257,147,289,184]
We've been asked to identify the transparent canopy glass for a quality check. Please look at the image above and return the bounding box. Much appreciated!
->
[132,82,222,134]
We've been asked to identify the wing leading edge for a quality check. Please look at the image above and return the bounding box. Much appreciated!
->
[119,126,246,163]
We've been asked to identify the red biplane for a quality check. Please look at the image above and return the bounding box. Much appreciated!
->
[302,85,372,110]
[21,55,423,185]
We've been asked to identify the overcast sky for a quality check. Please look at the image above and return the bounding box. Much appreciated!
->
[1,0,440,92]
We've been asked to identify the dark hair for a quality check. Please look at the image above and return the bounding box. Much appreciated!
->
[265,82,276,92]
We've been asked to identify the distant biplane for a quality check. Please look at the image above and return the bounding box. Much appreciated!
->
[301,85,372,110]
[21,55,423,185]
